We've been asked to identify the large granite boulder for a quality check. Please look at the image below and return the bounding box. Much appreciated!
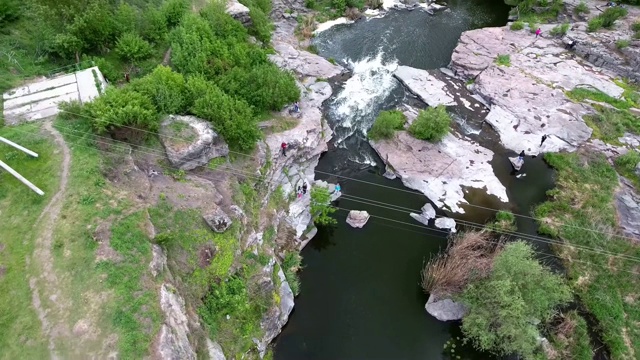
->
[346,210,370,228]
[425,294,468,321]
[203,208,233,233]
[160,115,229,170]
[225,0,251,27]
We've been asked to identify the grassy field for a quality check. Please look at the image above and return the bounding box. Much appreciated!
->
[0,123,62,359]
[535,152,640,359]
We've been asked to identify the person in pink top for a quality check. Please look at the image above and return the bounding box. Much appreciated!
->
[535,28,541,38]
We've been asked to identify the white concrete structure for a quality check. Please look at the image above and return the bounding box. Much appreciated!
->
[3,66,107,125]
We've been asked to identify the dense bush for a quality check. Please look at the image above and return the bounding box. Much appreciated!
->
[310,186,336,226]
[587,17,604,32]
[459,241,572,359]
[0,0,21,25]
[239,0,273,43]
[114,3,138,35]
[616,39,631,49]
[140,8,169,43]
[495,54,511,66]
[614,150,640,177]
[589,6,628,32]
[191,82,261,151]
[408,106,451,142]
[85,87,159,133]
[574,1,589,14]
[367,110,406,140]
[549,23,570,36]
[510,21,524,30]
[130,66,188,114]
[161,0,189,28]
[116,32,153,63]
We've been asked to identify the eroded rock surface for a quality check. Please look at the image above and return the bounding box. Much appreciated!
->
[615,177,640,242]
[203,208,233,233]
[150,244,167,278]
[158,284,196,360]
[426,294,468,321]
[160,115,229,170]
[448,26,632,154]
[371,131,508,213]
[207,339,227,360]
[225,0,251,27]
[394,66,455,107]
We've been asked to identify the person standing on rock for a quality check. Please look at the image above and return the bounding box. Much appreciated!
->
[297,186,302,199]
[535,28,542,38]
[294,102,300,113]
[281,142,287,157]
[540,134,548,146]
[302,182,308,195]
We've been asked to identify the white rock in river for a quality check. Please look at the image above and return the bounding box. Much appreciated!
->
[426,293,468,321]
[370,131,508,213]
[393,66,455,107]
[509,156,524,171]
[435,217,457,233]
[410,203,436,226]
[346,210,371,228]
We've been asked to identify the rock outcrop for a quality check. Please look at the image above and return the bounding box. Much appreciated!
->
[203,208,233,233]
[370,131,508,213]
[435,217,457,233]
[509,156,524,171]
[410,203,436,226]
[160,115,229,170]
[346,210,371,228]
[225,0,252,27]
[615,177,640,242]
[425,294,468,321]
[149,244,167,278]
[253,258,295,357]
[449,26,630,154]
[394,66,455,107]
[207,339,227,360]
[157,284,196,360]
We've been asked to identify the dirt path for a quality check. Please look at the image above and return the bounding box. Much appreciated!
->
[29,120,71,359]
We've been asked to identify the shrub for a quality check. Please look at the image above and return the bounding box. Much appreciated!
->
[305,0,317,9]
[332,0,347,13]
[367,110,406,140]
[114,2,138,36]
[408,106,451,142]
[459,241,572,359]
[239,0,273,43]
[116,33,153,63]
[549,23,570,36]
[587,17,603,32]
[614,150,640,177]
[85,87,159,133]
[282,252,302,295]
[510,21,524,31]
[495,54,511,66]
[130,66,188,114]
[141,8,168,43]
[616,39,631,49]
[528,22,537,34]
[191,82,261,151]
[632,22,640,32]
[574,2,589,15]
[0,0,21,25]
[600,6,628,28]
[310,186,336,226]
[161,0,189,28]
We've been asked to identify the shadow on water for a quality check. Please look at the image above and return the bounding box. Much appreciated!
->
[271,0,574,359]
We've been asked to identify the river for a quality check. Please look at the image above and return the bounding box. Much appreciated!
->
[274,1,559,358]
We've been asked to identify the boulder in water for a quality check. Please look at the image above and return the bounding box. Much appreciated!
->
[509,156,524,171]
[425,293,468,321]
[346,210,370,228]
[410,203,436,226]
[435,217,457,233]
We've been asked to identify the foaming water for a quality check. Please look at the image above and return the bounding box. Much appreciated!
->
[331,51,399,144]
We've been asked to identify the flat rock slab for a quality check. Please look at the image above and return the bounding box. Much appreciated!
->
[346,210,370,228]
[615,178,640,242]
[426,293,468,321]
[370,131,508,213]
[410,203,436,226]
[394,66,455,107]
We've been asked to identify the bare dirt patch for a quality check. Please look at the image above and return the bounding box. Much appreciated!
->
[198,244,217,268]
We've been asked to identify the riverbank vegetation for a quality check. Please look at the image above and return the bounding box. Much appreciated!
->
[534,152,640,359]
[367,110,406,140]
[408,105,451,142]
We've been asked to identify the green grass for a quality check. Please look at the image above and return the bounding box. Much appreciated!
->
[488,210,517,232]
[0,123,62,359]
[614,150,640,188]
[282,252,302,295]
[551,311,593,359]
[575,2,590,15]
[567,88,636,110]
[534,152,640,359]
[616,39,631,49]
[583,107,640,142]
[510,21,524,31]
[549,23,570,36]
[495,54,511,67]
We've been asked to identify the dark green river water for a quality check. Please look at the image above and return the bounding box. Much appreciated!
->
[274,1,561,358]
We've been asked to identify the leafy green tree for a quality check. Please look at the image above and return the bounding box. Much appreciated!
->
[116,32,153,63]
[0,0,21,25]
[310,186,337,226]
[161,0,189,28]
[459,241,572,359]
[86,87,159,133]
[69,1,117,53]
[140,8,168,43]
[191,82,260,151]
[114,2,138,35]
[368,110,406,140]
[51,32,84,60]
[130,66,188,114]
[170,14,216,76]
[408,105,451,142]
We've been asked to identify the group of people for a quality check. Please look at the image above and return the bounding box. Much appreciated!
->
[297,182,308,198]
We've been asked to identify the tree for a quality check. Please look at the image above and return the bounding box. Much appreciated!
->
[130,66,188,115]
[170,14,216,76]
[116,32,153,63]
[368,110,406,140]
[86,87,159,133]
[0,0,21,25]
[140,8,168,43]
[190,82,261,151]
[161,0,189,28]
[310,186,336,226]
[459,241,572,359]
[114,2,138,36]
[408,105,451,142]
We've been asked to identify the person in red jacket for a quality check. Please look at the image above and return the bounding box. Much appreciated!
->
[281,142,287,157]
